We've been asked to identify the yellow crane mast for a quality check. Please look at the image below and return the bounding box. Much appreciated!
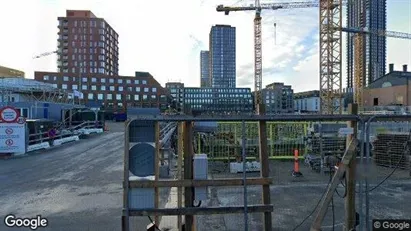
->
[340,27,411,111]
[218,1,411,115]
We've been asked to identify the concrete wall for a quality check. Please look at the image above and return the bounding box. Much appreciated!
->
[363,81,411,106]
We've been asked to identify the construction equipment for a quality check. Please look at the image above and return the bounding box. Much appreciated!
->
[339,27,411,111]
[217,1,329,114]
[217,1,411,115]
[33,50,57,59]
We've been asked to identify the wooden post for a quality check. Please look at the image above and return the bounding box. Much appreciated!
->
[345,103,358,231]
[177,122,184,230]
[122,120,131,231]
[184,121,195,230]
[257,104,273,231]
[154,122,160,226]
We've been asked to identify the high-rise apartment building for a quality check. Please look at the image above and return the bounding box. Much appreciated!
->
[57,10,119,76]
[200,51,210,87]
[347,0,387,89]
[209,25,236,88]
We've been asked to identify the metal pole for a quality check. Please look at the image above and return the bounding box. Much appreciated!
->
[365,116,376,231]
[241,120,248,231]
[359,121,365,231]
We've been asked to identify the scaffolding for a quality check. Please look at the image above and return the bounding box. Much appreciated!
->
[0,77,72,104]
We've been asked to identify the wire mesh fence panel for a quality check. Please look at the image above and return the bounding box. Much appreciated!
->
[362,118,411,230]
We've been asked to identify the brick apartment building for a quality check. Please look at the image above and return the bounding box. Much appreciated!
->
[34,71,170,110]
[57,10,119,76]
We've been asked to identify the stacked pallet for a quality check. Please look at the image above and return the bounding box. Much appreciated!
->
[373,133,411,169]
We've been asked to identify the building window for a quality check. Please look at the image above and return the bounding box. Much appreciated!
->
[43,75,49,81]
[134,95,139,100]
[107,94,112,100]
[88,93,94,100]
[72,85,78,90]
[116,94,122,100]
[144,87,149,93]
[91,85,97,90]
[143,95,148,100]
[109,78,114,83]
[101,78,106,83]
[134,80,139,84]
[127,87,133,91]
[62,84,67,89]
[98,94,104,100]
[119,86,124,91]
[101,86,106,91]
[63,76,69,81]
[82,77,87,82]
[151,95,156,100]
[135,87,140,92]
[118,79,123,84]
[126,79,131,84]
[91,77,97,82]
[82,85,88,90]
[142,80,147,84]
[110,86,115,91]
[152,87,157,93]
[126,95,131,100]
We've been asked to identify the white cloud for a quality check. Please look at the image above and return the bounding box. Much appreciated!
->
[0,0,410,94]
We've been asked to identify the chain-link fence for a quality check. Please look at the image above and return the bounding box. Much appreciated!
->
[125,115,411,231]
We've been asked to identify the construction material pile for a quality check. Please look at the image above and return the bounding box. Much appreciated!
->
[373,133,411,169]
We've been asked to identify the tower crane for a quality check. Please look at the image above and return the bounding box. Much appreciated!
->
[33,50,57,59]
[339,27,411,111]
[217,0,411,114]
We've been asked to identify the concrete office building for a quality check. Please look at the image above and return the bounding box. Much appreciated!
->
[346,0,387,89]
[184,87,252,114]
[165,82,185,112]
[262,82,294,114]
[200,51,210,87]
[209,25,236,88]
[35,71,169,110]
[57,10,119,76]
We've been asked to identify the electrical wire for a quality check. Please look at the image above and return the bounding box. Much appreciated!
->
[292,180,331,231]
[330,167,335,231]
[358,129,410,193]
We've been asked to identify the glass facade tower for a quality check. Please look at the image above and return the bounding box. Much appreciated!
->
[200,51,210,87]
[209,25,236,88]
[347,0,387,89]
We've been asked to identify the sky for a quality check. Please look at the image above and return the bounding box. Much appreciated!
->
[0,0,410,93]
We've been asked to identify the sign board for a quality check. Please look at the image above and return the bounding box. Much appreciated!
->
[0,106,20,123]
[0,123,26,153]
[339,127,354,136]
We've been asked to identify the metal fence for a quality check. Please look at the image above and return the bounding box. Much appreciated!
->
[123,114,411,231]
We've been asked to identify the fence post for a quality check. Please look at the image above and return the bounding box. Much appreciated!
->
[257,104,272,231]
[183,121,194,230]
[241,120,249,231]
[344,103,358,231]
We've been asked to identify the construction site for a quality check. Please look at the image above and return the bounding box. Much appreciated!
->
[1,1,411,231]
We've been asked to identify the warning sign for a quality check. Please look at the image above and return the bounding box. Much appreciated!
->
[5,139,13,146]
[5,128,13,135]
[0,123,26,153]
[0,106,20,123]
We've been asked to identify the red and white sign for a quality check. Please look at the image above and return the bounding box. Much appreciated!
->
[0,106,20,123]
[5,128,13,135]
[5,139,13,146]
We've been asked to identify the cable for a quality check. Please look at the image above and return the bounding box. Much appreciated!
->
[330,167,335,231]
[292,180,331,231]
[358,129,410,193]
[194,200,202,207]
[147,216,163,231]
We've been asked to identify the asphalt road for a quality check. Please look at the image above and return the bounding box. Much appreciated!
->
[0,125,136,231]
